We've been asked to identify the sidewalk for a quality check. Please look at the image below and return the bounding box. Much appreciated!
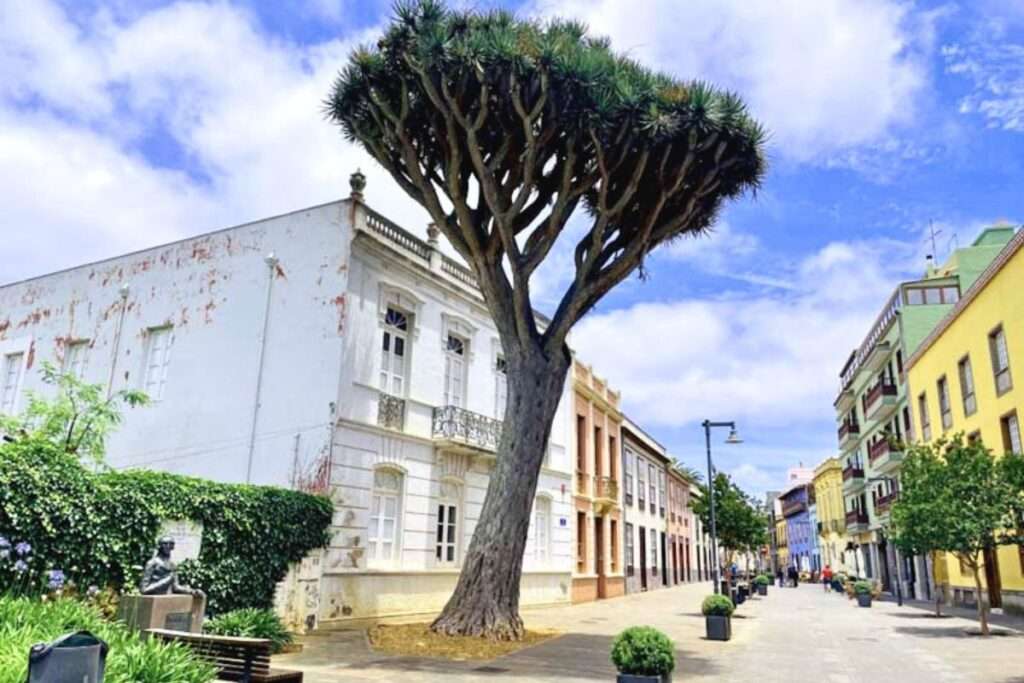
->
[877,594,1024,633]
[276,580,1024,682]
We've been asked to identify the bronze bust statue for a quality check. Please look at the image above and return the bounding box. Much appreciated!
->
[140,536,205,598]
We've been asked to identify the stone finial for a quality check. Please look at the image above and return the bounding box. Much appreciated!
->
[427,222,440,245]
[349,169,366,200]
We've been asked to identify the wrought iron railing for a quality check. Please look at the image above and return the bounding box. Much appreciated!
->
[377,392,406,431]
[431,405,502,451]
[838,421,860,442]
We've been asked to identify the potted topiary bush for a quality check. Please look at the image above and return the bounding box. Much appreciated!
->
[854,580,873,607]
[754,574,769,596]
[610,626,675,683]
[702,594,734,642]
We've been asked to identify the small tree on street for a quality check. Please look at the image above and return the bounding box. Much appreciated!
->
[891,436,1018,634]
[690,473,763,592]
[326,0,765,639]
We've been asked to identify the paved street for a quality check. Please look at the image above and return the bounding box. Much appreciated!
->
[278,582,1024,682]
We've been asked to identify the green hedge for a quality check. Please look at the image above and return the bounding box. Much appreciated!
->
[0,438,332,614]
[0,596,216,683]
[205,608,294,653]
[610,626,675,677]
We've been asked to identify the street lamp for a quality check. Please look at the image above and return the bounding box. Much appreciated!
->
[868,475,903,607]
[702,420,742,594]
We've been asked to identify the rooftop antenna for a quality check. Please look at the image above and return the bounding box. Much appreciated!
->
[926,220,942,262]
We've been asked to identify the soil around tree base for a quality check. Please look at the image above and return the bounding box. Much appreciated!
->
[368,623,561,660]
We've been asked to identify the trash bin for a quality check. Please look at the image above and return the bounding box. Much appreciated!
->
[28,631,108,683]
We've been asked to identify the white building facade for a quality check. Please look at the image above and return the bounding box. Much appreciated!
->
[620,418,670,593]
[0,177,575,627]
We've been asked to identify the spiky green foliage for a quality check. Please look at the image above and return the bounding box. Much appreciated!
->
[326,0,766,350]
[205,608,294,654]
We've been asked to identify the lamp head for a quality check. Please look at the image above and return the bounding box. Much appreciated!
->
[725,428,743,445]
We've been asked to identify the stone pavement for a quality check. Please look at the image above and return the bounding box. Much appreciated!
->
[276,581,1024,682]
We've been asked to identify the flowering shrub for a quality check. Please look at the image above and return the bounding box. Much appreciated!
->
[0,437,332,614]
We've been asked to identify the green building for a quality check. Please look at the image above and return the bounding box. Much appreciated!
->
[833,225,1016,599]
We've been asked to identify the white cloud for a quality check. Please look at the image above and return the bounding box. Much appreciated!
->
[0,0,431,284]
[571,238,917,431]
[528,0,929,163]
[944,36,1024,132]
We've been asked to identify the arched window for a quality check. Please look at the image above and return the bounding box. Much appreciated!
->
[436,480,462,566]
[368,468,403,566]
[380,308,409,395]
[444,334,468,407]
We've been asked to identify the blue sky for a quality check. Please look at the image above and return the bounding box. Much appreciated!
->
[3,0,1024,495]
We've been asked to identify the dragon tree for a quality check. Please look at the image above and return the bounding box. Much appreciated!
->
[326,0,766,639]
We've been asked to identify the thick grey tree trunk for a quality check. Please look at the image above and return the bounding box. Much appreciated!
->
[431,342,570,640]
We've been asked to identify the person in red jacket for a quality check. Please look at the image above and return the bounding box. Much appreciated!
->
[822,564,834,592]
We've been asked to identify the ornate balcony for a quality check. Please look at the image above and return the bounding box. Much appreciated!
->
[868,437,903,474]
[377,392,406,431]
[593,476,619,514]
[863,380,899,422]
[431,405,502,455]
[838,420,861,451]
[845,510,870,533]
[834,387,855,413]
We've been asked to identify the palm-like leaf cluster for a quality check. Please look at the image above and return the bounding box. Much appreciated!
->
[326,0,766,350]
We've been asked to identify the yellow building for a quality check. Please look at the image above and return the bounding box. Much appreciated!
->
[907,226,1024,615]
[775,516,789,572]
[813,457,851,573]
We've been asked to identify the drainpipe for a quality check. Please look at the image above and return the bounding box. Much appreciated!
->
[246,253,278,484]
[106,285,131,398]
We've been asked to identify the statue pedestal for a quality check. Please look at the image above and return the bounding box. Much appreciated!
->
[117,594,205,634]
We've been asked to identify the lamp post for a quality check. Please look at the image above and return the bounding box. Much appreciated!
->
[702,420,742,594]
[868,475,903,606]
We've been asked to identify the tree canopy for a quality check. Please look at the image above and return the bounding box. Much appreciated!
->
[326,0,766,354]
[891,436,1022,633]
[690,473,764,571]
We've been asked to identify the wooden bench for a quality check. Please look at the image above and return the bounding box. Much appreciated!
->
[146,629,302,683]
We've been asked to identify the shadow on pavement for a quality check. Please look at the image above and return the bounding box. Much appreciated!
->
[320,632,722,681]
[893,625,1022,639]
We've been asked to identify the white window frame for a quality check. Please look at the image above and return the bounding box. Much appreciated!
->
[443,333,468,407]
[1,351,26,415]
[1004,412,1022,455]
[380,307,411,396]
[624,522,635,575]
[435,479,462,567]
[623,447,635,505]
[368,467,404,568]
[143,326,173,401]
[648,463,656,512]
[63,339,90,380]
[637,457,646,507]
[534,495,551,565]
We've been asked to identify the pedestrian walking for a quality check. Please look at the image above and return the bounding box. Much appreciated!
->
[776,568,784,588]
[822,564,833,593]
[788,565,798,587]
